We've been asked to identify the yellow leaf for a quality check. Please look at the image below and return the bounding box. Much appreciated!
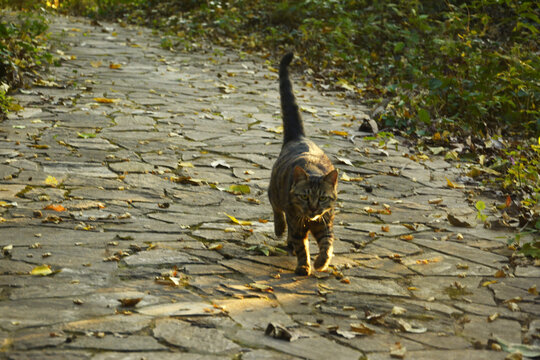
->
[208,243,223,250]
[330,130,349,137]
[30,264,53,276]
[400,234,414,241]
[445,177,464,189]
[90,61,102,68]
[94,97,119,103]
[45,176,58,186]
[300,106,317,114]
[178,161,194,168]
[340,172,363,182]
[265,126,283,134]
[482,280,498,287]
[109,63,122,69]
[225,213,252,226]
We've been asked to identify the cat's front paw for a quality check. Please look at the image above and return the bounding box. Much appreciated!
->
[295,264,311,276]
[313,253,332,272]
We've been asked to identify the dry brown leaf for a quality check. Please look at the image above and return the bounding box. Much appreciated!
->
[118,297,142,307]
[350,323,376,335]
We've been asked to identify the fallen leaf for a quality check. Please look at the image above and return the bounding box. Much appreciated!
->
[77,132,96,139]
[395,319,427,333]
[330,130,349,137]
[30,264,53,276]
[350,323,376,335]
[381,225,390,232]
[340,172,363,182]
[445,177,465,189]
[118,297,142,307]
[494,269,506,278]
[43,204,66,212]
[225,213,252,226]
[211,159,231,169]
[0,201,17,208]
[333,329,357,339]
[391,306,407,316]
[428,198,443,204]
[487,312,499,322]
[390,342,407,359]
[300,106,318,114]
[90,60,102,68]
[227,184,250,195]
[482,280,498,287]
[178,161,194,168]
[528,285,538,295]
[170,176,203,185]
[337,157,354,166]
[207,243,223,250]
[399,234,414,241]
[93,97,119,103]
[265,322,302,342]
[507,302,520,312]
[109,63,122,69]
[247,283,273,292]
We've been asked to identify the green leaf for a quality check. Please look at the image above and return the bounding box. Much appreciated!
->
[519,242,540,259]
[393,42,405,53]
[227,184,250,195]
[417,109,430,124]
[475,201,486,211]
[77,132,96,139]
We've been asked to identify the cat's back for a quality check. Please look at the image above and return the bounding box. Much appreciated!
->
[274,137,333,175]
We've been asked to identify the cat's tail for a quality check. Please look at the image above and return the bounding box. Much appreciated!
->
[279,52,305,143]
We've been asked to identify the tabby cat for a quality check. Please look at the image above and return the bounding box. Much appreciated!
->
[268,52,338,276]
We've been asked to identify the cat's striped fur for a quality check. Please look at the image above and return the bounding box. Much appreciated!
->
[268,53,338,276]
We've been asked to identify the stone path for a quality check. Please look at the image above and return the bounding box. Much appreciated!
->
[1,15,539,360]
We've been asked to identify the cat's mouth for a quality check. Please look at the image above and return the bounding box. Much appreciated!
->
[308,209,329,222]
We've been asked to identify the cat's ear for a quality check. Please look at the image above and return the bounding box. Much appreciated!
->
[324,169,338,187]
[293,166,309,183]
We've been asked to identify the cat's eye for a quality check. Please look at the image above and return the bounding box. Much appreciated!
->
[299,194,309,200]
[320,196,328,201]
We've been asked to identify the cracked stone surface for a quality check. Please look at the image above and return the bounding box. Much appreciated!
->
[1,14,538,360]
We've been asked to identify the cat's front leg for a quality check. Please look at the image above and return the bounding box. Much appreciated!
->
[287,225,311,276]
[311,221,334,272]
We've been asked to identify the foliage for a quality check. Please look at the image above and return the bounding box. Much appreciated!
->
[31,0,540,138]
[475,200,487,222]
[0,9,52,116]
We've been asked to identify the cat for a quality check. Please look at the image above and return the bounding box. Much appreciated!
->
[268,52,338,276]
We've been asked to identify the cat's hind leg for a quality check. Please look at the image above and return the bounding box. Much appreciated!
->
[273,208,286,237]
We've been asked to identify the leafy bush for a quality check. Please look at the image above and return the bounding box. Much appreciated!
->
[126,1,539,138]
[0,9,52,116]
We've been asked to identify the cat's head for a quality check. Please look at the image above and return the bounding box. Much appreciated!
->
[290,166,338,220]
